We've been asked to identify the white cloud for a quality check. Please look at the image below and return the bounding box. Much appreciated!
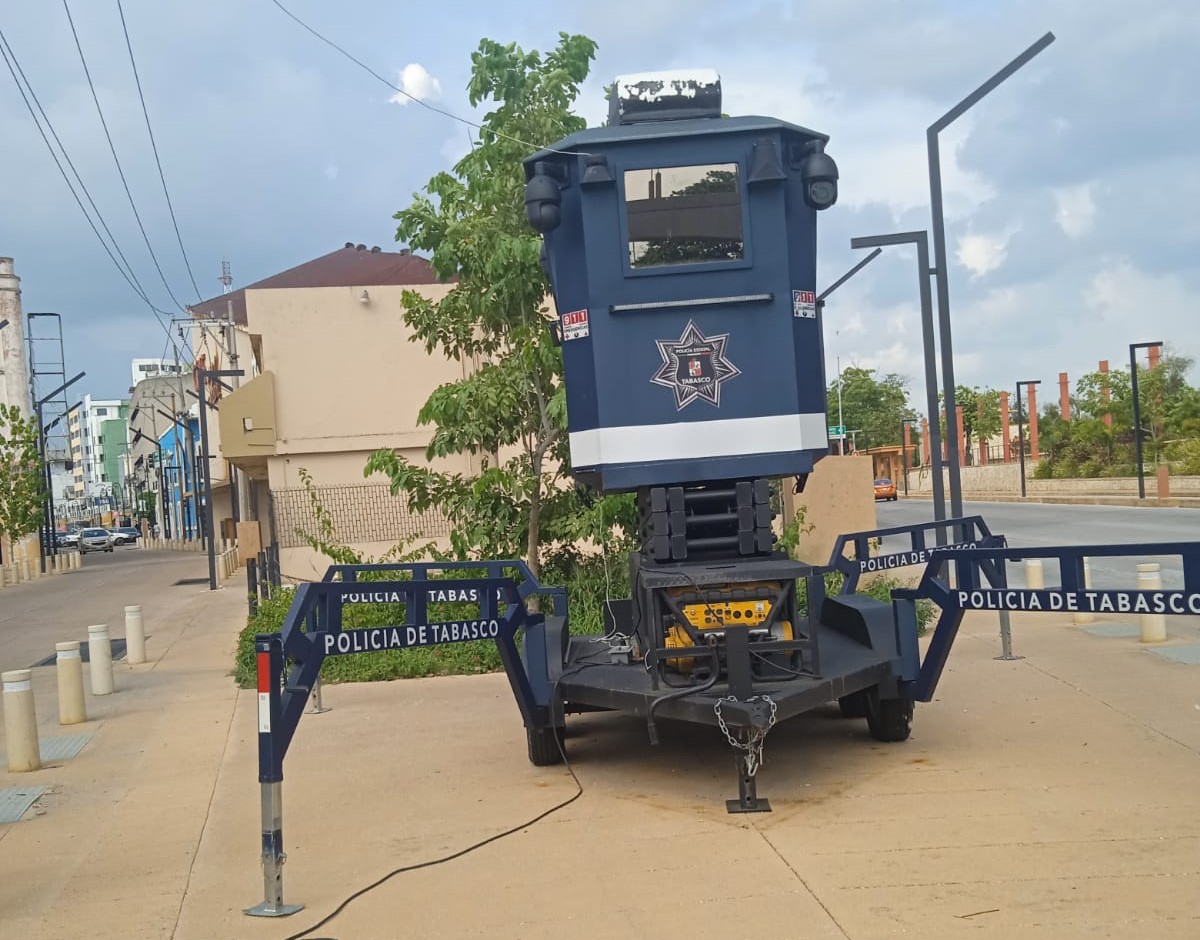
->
[389,63,441,106]
[1053,183,1096,238]
[323,164,339,181]
[957,230,1012,277]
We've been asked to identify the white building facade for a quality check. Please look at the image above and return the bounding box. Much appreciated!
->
[65,395,126,519]
[131,357,185,388]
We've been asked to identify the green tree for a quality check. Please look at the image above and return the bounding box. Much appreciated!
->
[938,386,1001,462]
[0,404,46,556]
[1036,348,1200,478]
[364,33,636,577]
[827,367,915,450]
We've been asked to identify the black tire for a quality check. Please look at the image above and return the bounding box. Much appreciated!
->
[866,690,913,742]
[837,689,871,718]
[526,725,565,766]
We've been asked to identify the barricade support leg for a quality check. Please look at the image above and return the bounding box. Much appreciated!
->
[244,781,303,918]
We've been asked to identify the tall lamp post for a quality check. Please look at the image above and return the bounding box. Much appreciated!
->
[900,417,921,497]
[1015,380,1040,498]
[1129,341,1163,499]
[816,249,882,457]
[928,32,1055,521]
[34,370,85,572]
[195,368,243,590]
[850,232,948,541]
[132,428,171,538]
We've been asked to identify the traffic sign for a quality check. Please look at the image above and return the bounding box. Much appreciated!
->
[828,425,845,438]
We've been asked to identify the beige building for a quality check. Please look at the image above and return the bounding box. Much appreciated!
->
[190,244,473,579]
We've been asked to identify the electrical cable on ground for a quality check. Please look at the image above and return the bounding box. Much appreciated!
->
[267,0,592,157]
[277,702,583,940]
[115,0,202,300]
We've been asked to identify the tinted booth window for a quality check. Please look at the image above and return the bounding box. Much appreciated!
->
[625,163,744,268]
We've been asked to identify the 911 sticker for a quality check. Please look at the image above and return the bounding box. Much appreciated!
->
[561,309,589,340]
[793,290,817,318]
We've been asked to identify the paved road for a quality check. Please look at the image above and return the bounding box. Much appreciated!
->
[877,497,1198,589]
[0,547,219,675]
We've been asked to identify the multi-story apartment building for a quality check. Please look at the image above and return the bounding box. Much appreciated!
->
[65,395,129,519]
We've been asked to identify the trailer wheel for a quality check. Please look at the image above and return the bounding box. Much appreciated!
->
[526,726,565,766]
[837,690,870,718]
[866,691,913,742]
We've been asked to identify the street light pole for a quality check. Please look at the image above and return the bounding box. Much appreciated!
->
[850,231,947,542]
[928,32,1055,521]
[34,371,85,572]
[195,368,243,590]
[1129,341,1163,499]
[1015,380,1040,498]
[900,417,920,496]
[816,249,883,458]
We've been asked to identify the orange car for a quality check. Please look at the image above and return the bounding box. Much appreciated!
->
[873,478,898,501]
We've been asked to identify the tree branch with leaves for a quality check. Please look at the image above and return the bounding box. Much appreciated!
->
[0,403,46,561]
[364,33,632,577]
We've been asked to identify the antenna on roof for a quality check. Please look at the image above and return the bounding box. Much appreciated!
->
[219,259,233,294]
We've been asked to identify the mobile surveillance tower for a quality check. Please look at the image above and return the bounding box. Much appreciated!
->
[522,71,911,809]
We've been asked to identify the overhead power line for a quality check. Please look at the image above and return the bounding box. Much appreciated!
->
[267,0,586,157]
[62,0,188,312]
[0,25,194,364]
[116,0,202,301]
[0,27,158,311]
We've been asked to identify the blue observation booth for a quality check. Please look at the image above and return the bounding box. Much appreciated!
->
[525,70,841,494]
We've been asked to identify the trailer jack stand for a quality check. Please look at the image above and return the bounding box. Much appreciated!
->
[727,752,771,814]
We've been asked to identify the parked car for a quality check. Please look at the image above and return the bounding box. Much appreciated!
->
[110,527,142,545]
[873,478,898,501]
[58,529,81,547]
[78,527,115,554]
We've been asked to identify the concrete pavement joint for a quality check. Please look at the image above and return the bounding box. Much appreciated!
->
[168,679,242,939]
[753,824,853,939]
[1018,656,1200,757]
[837,868,1200,890]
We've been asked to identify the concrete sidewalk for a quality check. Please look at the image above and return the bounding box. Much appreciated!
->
[2,589,1198,939]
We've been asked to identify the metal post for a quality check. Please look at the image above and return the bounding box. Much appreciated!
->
[194,368,243,588]
[928,32,1055,522]
[247,558,259,616]
[850,232,946,541]
[197,374,217,590]
[1016,385,1027,498]
[245,635,303,918]
[1127,342,1164,500]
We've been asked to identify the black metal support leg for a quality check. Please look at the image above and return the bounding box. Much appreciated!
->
[726,752,771,814]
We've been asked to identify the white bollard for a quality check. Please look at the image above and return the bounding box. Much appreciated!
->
[1073,558,1096,625]
[21,559,31,583]
[3,669,41,772]
[56,642,87,725]
[1137,563,1167,643]
[125,605,146,665]
[87,625,115,695]
[1024,558,1045,590]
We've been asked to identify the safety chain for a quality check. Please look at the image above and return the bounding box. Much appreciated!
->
[713,694,778,778]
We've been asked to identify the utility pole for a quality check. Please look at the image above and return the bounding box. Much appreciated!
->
[196,367,244,589]
[225,296,247,525]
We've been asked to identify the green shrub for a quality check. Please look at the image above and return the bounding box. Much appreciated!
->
[1168,438,1200,475]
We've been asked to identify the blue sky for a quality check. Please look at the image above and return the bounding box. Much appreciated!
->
[1,0,1197,405]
